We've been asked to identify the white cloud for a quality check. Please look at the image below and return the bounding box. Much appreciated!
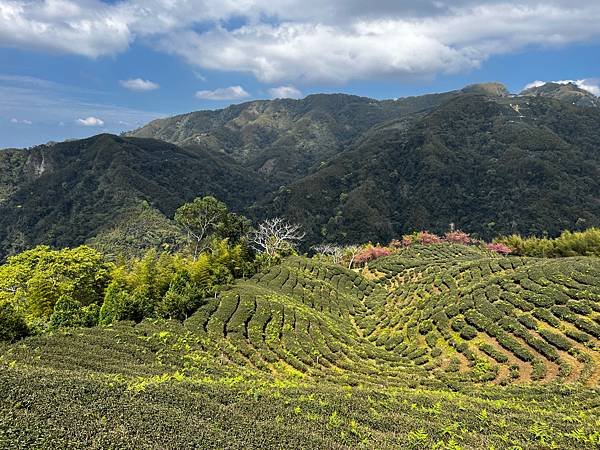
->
[160,4,600,83]
[77,116,104,126]
[9,117,31,124]
[524,80,546,90]
[119,78,160,91]
[195,85,250,100]
[523,79,600,96]
[268,86,303,99]
[0,0,131,57]
[2,1,600,83]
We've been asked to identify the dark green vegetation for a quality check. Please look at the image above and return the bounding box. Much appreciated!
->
[1,244,600,448]
[266,92,600,243]
[0,135,266,258]
[1,82,599,259]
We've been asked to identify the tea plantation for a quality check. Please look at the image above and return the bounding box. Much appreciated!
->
[2,244,600,449]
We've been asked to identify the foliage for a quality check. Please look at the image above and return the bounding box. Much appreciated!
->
[0,245,111,322]
[174,196,251,259]
[49,295,85,329]
[156,271,204,321]
[444,230,472,245]
[485,242,513,255]
[87,201,185,259]
[353,246,391,266]
[0,134,264,259]
[0,301,28,342]
[417,231,443,245]
[497,228,600,257]
[1,242,600,447]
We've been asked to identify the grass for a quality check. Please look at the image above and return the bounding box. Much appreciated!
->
[2,244,600,448]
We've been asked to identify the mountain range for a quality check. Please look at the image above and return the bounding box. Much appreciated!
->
[1,81,599,257]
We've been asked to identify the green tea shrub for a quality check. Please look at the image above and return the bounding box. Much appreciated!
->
[538,329,572,351]
[459,325,478,340]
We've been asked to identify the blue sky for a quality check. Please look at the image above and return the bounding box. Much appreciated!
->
[1,0,599,148]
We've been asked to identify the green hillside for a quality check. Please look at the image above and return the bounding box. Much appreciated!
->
[1,84,600,258]
[127,92,456,183]
[0,135,268,258]
[265,94,600,243]
[2,245,599,448]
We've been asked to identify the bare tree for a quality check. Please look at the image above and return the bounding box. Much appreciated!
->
[251,218,305,256]
[312,244,345,264]
[343,245,362,269]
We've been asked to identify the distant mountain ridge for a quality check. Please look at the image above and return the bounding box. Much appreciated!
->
[1,82,599,257]
[521,82,599,107]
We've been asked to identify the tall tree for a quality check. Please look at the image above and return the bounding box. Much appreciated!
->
[174,196,250,260]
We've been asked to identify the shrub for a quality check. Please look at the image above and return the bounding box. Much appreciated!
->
[460,325,478,340]
[479,343,509,363]
[444,230,472,245]
[485,243,512,255]
[49,295,83,329]
[354,247,391,266]
[401,235,414,247]
[417,232,442,245]
[538,329,572,351]
[156,271,204,321]
[99,282,153,325]
[0,302,29,342]
[496,228,600,257]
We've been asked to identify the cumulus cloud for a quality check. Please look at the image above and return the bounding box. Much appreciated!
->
[195,85,250,100]
[157,4,600,83]
[9,118,31,124]
[268,86,303,99]
[119,78,160,91]
[523,79,600,96]
[77,116,104,126]
[0,0,131,57]
[2,1,600,83]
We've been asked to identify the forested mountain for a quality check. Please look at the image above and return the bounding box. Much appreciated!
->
[127,91,457,183]
[1,82,599,257]
[264,93,600,243]
[0,134,268,257]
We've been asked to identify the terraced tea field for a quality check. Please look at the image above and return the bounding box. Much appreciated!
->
[2,244,600,448]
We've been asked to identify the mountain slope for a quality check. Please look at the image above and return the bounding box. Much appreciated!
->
[262,94,600,243]
[127,92,457,183]
[1,83,600,257]
[0,134,267,258]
